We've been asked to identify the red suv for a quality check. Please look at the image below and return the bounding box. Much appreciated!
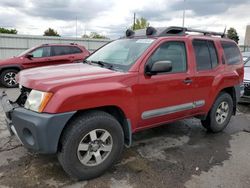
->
[0,43,90,88]
[1,26,244,180]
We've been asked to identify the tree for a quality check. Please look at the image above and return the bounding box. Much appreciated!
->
[82,34,90,38]
[82,32,109,39]
[227,27,239,44]
[43,28,60,37]
[131,17,150,31]
[0,27,17,34]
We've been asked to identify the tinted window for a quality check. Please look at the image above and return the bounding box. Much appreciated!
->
[221,42,241,65]
[52,46,71,56]
[149,41,187,73]
[193,40,211,70]
[193,40,218,70]
[70,46,82,54]
[31,47,51,58]
[208,41,218,68]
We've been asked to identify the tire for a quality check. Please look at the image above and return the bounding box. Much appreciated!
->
[0,69,19,88]
[57,111,124,180]
[201,92,233,133]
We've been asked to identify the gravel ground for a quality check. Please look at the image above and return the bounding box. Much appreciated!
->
[0,88,250,188]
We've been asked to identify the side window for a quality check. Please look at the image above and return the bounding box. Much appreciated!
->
[31,47,51,58]
[193,40,218,71]
[148,41,187,73]
[70,46,82,54]
[52,46,71,56]
[207,41,218,68]
[221,42,241,65]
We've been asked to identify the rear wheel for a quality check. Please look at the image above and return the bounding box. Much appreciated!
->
[0,69,19,88]
[57,111,124,180]
[201,92,233,133]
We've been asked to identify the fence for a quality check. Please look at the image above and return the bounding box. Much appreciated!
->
[239,45,250,52]
[0,33,110,59]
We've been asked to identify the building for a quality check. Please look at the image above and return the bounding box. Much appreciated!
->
[244,25,250,46]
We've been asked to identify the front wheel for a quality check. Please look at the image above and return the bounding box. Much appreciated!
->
[57,111,124,180]
[201,92,233,133]
[0,69,19,88]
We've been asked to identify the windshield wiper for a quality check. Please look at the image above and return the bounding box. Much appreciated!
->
[90,60,113,70]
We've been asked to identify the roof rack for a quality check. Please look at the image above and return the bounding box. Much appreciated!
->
[125,26,226,38]
[184,28,225,37]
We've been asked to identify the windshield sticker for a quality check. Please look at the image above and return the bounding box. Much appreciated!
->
[136,39,154,44]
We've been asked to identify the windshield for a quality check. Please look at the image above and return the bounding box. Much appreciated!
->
[17,46,36,57]
[86,38,155,71]
[245,59,250,67]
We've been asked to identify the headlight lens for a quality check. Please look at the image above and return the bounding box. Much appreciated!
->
[24,90,53,112]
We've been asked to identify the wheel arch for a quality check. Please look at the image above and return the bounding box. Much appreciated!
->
[0,65,22,75]
[58,105,132,152]
[218,86,237,115]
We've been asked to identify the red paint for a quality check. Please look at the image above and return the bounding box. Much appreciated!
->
[17,35,244,133]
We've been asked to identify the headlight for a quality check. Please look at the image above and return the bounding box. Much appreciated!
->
[24,90,53,112]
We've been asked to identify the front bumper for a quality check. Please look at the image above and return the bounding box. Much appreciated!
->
[0,91,75,154]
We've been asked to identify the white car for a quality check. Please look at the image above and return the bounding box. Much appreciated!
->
[241,52,250,102]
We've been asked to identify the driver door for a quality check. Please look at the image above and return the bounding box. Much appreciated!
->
[137,40,198,128]
[23,46,52,68]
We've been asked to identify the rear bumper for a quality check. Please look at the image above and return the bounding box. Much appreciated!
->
[0,92,75,154]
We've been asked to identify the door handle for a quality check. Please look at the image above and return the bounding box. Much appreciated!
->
[183,78,192,84]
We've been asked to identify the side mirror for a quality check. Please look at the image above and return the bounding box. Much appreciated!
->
[25,53,33,59]
[146,60,172,75]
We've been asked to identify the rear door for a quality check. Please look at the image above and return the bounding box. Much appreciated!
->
[190,39,221,114]
[22,46,52,68]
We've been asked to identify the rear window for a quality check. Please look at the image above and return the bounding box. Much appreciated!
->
[221,42,241,65]
[70,46,82,54]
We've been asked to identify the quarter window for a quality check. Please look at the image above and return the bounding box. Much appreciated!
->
[221,42,241,65]
[70,46,82,54]
[148,41,187,73]
[193,40,218,71]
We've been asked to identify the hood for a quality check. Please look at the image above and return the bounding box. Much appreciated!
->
[0,56,23,65]
[17,63,125,91]
[244,67,250,81]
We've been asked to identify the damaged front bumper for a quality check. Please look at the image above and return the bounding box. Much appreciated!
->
[0,91,75,154]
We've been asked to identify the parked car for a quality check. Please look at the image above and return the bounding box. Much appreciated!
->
[242,51,250,63]
[241,51,250,102]
[0,43,90,88]
[1,26,244,180]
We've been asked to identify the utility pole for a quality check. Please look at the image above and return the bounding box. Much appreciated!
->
[75,16,78,39]
[182,0,186,27]
[133,13,136,30]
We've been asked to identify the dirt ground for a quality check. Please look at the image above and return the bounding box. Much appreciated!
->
[0,88,250,188]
